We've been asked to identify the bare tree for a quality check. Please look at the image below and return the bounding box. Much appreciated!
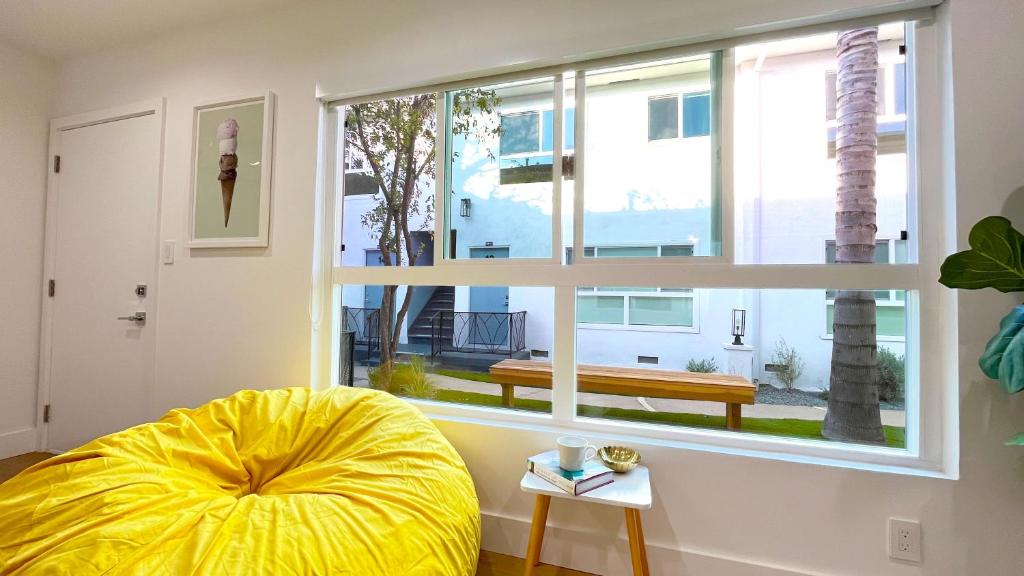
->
[822,27,886,443]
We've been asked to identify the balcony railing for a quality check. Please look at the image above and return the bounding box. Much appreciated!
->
[430,311,527,358]
[342,306,380,355]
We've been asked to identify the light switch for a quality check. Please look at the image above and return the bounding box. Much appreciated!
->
[162,240,175,265]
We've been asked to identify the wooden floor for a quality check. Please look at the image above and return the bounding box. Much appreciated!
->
[0,451,50,483]
[477,551,594,575]
[1,453,592,575]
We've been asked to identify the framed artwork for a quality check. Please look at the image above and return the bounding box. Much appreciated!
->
[188,91,275,248]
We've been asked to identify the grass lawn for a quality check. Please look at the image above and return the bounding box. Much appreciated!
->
[433,388,906,449]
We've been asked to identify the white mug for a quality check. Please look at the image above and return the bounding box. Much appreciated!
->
[557,436,598,472]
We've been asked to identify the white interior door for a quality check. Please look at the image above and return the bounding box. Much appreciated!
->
[47,112,161,451]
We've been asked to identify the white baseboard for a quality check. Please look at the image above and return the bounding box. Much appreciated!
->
[0,427,39,460]
[481,511,818,576]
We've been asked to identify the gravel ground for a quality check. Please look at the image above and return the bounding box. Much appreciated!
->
[756,383,904,411]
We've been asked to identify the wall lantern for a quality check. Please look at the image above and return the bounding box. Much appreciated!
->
[460,197,472,218]
[731,309,747,346]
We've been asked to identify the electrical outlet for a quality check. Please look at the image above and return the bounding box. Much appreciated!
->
[889,518,921,563]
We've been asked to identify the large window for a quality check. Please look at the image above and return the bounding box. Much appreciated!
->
[324,15,953,473]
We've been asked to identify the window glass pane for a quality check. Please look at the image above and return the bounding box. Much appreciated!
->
[584,55,720,257]
[341,285,552,413]
[577,288,909,448]
[894,62,907,115]
[500,112,540,155]
[577,295,625,324]
[629,296,693,326]
[735,25,909,265]
[647,96,678,140]
[341,92,437,268]
[445,78,556,260]
[683,92,711,137]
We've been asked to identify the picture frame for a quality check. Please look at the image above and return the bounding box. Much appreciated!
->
[188,91,275,248]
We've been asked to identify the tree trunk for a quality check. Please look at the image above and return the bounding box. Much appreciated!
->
[822,27,885,444]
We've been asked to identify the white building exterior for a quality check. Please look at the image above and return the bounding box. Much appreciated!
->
[340,30,908,392]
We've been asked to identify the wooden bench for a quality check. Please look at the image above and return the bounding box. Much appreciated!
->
[488,359,756,430]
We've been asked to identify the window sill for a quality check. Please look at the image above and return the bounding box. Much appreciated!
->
[408,397,953,479]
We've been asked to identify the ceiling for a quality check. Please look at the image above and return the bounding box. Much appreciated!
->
[0,0,295,61]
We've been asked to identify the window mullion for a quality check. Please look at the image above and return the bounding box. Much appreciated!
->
[552,284,576,423]
[550,75,564,263]
[572,71,586,266]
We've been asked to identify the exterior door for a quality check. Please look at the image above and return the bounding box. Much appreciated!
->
[47,111,161,451]
[469,247,509,346]
[363,249,386,308]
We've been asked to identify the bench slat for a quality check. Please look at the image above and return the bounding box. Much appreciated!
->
[488,359,756,404]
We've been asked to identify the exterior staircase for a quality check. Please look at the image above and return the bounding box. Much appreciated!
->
[408,286,454,348]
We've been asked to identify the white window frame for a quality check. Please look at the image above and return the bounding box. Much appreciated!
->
[314,9,956,478]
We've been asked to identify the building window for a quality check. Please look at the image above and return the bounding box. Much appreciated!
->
[683,92,711,137]
[648,92,711,140]
[577,287,696,328]
[648,95,679,140]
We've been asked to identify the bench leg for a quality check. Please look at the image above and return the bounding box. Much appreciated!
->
[502,383,515,408]
[523,494,551,575]
[625,508,650,576]
[726,403,742,430]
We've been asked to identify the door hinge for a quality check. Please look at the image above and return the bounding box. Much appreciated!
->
[43,404,51,423]
[53,155,61,173]
[48,279,55,297]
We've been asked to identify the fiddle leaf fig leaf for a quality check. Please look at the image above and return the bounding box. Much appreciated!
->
[939,216,1024,292]
[979,306,1024,394]
[1008,434,1024,446]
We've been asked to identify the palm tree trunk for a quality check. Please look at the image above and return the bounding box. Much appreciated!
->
[822,27,885,444]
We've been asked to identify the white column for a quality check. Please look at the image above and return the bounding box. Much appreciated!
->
[723,343,754,381]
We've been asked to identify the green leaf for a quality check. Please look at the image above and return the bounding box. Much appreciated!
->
[939,216,1024,292]
[1007,434,1024,446]
[979,306,1024,394]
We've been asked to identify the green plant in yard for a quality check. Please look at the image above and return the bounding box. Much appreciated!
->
[370,358,437,399]
[876,348,905,404]
[368,361,399,395]
[686,357,719,373]
[939,215,1024,445]
[399,357,437,399]
[771,338,805,390]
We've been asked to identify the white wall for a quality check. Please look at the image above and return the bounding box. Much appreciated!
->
[0,42,55,458]
[46,0,1023,574]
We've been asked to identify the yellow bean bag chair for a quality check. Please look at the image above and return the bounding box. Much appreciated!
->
[0,387,480,575]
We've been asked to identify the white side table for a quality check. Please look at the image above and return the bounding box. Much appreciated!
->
[519,465,652,575]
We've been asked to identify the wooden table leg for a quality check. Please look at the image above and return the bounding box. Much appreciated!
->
[624,508,649,575]
[523,494,551,576]
[502,383,515,408]
[726,403,741,430]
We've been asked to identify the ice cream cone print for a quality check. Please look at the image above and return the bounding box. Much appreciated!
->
[216,118,239,227]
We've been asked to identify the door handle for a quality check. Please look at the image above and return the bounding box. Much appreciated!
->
[117,312,146,325]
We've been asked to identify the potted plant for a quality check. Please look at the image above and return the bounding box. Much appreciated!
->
[939,216,1024,445]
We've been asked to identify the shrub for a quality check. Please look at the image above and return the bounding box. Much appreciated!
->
[771,338,805,390]
[368,361,399,394]
[876,347,905,403]
[369,357,437,399]
[399,356,437,399]
[686,357,719,373]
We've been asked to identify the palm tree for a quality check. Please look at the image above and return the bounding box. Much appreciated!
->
[822,27,886,444]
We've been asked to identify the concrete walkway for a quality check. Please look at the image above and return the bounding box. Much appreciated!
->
[352,366,905,427]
